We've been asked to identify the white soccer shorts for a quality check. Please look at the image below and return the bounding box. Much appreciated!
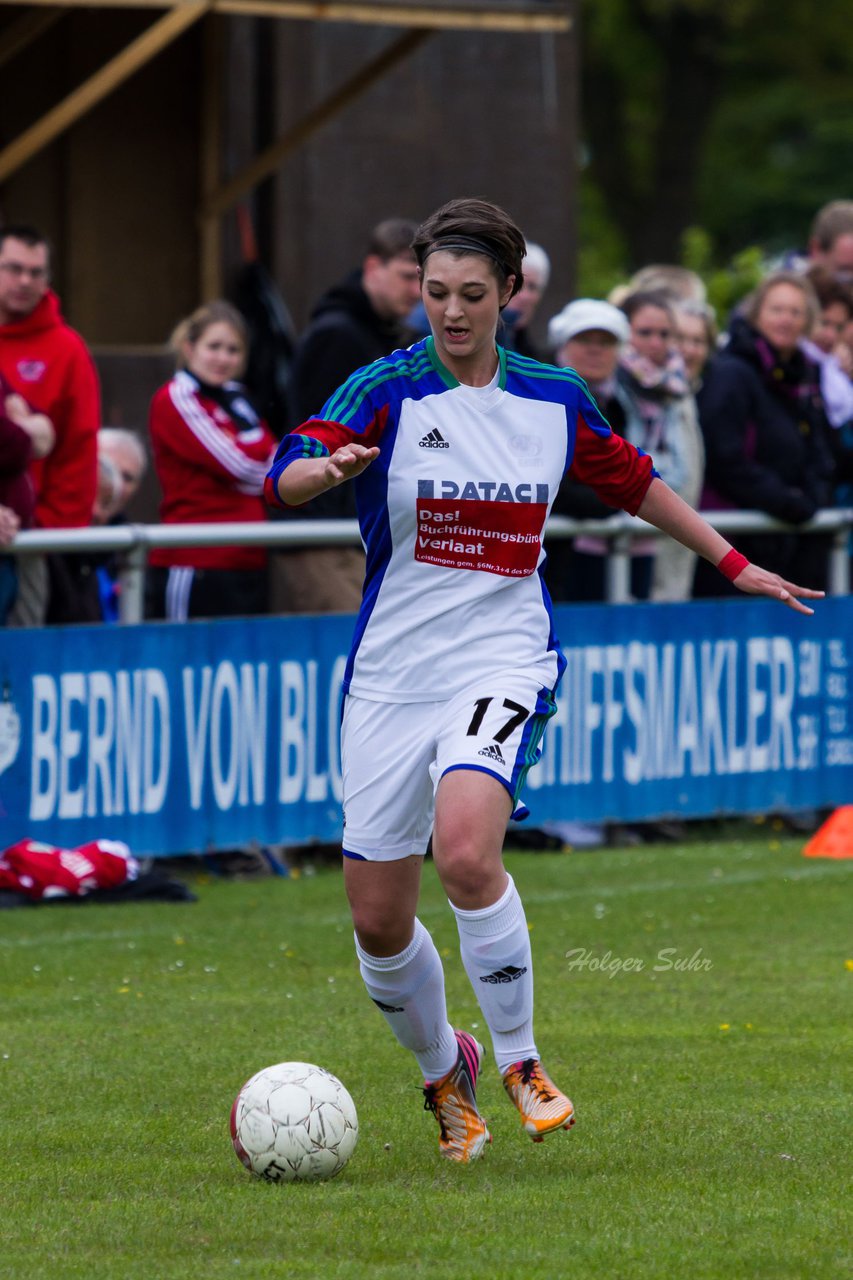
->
[341,668,558,862]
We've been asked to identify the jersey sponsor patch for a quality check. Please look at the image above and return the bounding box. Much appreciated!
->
[418,478,549,503]
[415,497,545,577]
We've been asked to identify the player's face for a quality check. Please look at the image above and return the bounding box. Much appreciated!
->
[0,238,49,320]
[755,283,810,357]
[422,251,514,382]
[185,322,245,386]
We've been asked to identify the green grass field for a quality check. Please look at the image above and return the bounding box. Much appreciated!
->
[0,833,850,1280]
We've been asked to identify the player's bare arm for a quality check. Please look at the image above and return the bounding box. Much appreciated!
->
[276,443,380,506]
[637,476,825,616]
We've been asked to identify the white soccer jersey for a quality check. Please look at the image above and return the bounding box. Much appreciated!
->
[266,338,654,702]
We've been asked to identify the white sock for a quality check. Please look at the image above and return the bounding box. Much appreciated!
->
[452,876,538,1074]
[355,918,458,1081]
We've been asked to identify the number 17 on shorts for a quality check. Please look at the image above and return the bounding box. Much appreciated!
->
[436,670,558,807]
[341,668,558,859]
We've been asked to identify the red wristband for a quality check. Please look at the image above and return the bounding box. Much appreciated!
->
[717,549,749,582]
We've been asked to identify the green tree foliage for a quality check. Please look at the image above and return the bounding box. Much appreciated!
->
[578,0,853,293]
[680,228,764,321]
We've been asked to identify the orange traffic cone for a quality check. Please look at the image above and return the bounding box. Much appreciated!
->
[802,806,853,859]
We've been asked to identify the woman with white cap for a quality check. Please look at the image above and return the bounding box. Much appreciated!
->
[546,298,637,602]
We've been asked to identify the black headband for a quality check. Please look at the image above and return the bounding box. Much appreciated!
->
[422,235,508,273]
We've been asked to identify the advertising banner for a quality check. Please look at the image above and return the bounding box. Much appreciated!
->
[0,598,850,854]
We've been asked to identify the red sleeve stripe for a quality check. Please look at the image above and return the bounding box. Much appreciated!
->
[296,407,389,454]
[568,412,655,516]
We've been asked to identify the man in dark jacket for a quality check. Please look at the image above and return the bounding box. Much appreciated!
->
[273,219,420,613]
[290,219,420,428]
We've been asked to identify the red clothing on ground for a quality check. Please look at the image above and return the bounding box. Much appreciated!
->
[148,371,277,570]
[0,290,100,529]
[0,838,136,900]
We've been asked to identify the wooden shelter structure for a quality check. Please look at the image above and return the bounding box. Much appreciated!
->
[0,0,577,434]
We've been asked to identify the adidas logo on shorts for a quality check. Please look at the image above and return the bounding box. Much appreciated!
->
[418,429,449,449]
[477,743,505,762]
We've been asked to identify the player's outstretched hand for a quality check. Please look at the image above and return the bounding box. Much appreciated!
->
[733,562,824,615]
[323,444,380,487]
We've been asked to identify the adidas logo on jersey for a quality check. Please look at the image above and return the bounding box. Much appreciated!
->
[418,429,449,449]
[479,964,528,985]
[478,743,505,762]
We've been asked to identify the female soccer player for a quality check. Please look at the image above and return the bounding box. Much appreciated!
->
[266,199,822,1164]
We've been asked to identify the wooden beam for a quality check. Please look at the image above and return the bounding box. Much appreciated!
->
[0,1,212,184]
[0,0,571,34]
[198,15,223,299]
[0,8,63,69]
[215,0,571,31]
[0,0,168,6]
[203,26,432,218]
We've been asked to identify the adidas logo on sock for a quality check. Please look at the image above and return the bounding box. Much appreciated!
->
[479,964,528,984]
[478,743,505,762]
[373,998,405,1013]
[418,428,449,449]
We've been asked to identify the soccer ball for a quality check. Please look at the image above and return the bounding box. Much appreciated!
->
[230,1061,358,1183]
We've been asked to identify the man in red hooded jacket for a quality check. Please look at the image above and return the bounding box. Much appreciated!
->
[0,225,100,624]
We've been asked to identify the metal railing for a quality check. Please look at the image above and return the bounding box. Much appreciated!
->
[3,506,851,622]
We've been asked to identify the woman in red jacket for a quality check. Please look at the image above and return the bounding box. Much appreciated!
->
[146,301,277,621]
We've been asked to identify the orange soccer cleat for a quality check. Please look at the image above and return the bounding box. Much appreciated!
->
[502,1058,575,1142]
[422,1030,492,1163]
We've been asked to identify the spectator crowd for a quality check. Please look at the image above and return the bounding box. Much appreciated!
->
[2,198,853,627]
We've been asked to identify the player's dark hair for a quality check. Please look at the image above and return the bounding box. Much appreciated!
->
[412,198,526,299]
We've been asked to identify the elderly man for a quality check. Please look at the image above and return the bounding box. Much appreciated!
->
[95,427,148,519]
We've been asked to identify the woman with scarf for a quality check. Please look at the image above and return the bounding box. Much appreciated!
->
[617,290,705,600]
[146,301,277,621]
[694,271,836,597]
